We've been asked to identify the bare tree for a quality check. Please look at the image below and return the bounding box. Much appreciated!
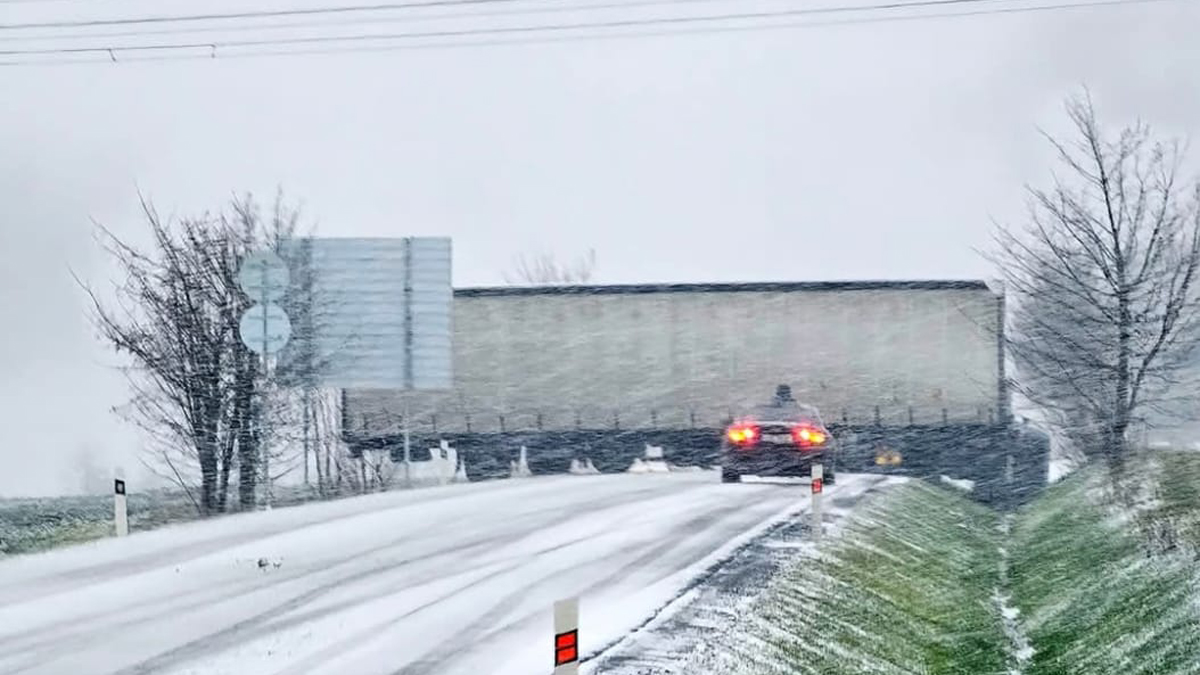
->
[503,249,596,285]
[80,200,244,514]
[78,193,308,515]
[993,93,1200,479]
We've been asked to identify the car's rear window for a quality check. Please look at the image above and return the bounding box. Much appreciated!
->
[748,403,823,424]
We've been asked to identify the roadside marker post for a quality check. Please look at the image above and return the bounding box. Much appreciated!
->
[114,478,128,537]
[811,463,823,541]
[553,598,580,675]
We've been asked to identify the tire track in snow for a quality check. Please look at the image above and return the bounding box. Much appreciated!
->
[133,525,609,673]
[0,479,688,675]
[109,485,684,674]
[1,473,813,675]
[168,483,737,675]
[0,524,522,675]
[0,516,460,656]
[0,481,524,604]
[251,558,540,675]
[392,497,763,675]
[394,481,841,675]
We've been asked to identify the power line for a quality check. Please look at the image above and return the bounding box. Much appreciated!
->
[0,0,181,3]
[0,0,1186,64]
[0,0,524,30]
[1,0,726,41]
[0,0,1131,52]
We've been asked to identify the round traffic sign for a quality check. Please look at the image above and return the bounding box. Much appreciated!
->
[239,302,292,356]
[237,251,290,302]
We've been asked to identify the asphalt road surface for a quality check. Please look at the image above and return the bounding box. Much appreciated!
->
[0,472,883,675]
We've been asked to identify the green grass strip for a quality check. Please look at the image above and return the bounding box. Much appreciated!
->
[1009,468,1200,675]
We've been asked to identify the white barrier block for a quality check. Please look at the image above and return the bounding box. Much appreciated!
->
[571,458,602,475]
[511,446,533,478]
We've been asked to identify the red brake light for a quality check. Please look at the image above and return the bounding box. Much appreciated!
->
[726,424,759,445]
[792,424,828,448]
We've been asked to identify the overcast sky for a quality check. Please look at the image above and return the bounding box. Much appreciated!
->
[1,0,1198,496]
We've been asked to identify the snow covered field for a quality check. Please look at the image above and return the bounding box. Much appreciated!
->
[0,472,881,675]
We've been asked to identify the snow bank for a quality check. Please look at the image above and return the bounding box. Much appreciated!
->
[940,475,976,492]
[569,458,601,475]
[1048,456,1079,483]
[510,446,533,478]
[994,515,1034,673]
[627,445,670,474]
[405,441,461,486]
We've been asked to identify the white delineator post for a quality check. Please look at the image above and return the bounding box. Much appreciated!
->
[553,598,580,675]
[114,478,129,537]
[811,463,824,541]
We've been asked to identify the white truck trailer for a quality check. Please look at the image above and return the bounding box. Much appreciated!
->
[341,281,1046,505]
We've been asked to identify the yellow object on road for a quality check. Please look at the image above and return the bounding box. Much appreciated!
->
[875,447,903,466]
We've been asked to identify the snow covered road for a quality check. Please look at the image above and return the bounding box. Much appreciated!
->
[0,472,881,675]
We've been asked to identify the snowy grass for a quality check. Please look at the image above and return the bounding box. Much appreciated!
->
[1008,467,1200,675]
[712,480,1010,674]
[0,490,197,554]
[0,483,376,555]
[1139,449,1200,552]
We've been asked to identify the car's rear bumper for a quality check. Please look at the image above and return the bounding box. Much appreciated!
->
[722,446,833,477]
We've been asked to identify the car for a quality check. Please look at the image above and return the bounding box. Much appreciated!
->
[720,385,838,485]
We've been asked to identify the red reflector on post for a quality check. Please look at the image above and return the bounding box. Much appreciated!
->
[553,598,579,673]
[555,630,579,666]
[812,478,823,494]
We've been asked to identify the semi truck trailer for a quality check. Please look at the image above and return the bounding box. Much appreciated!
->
[340,281,1048,506]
